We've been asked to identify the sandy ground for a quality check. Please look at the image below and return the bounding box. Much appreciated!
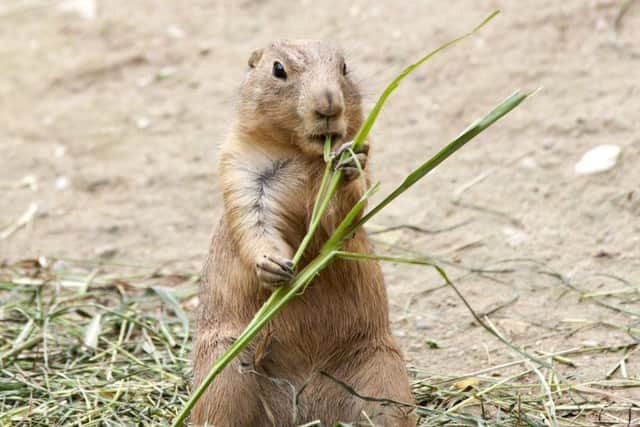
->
[2,0,640,416]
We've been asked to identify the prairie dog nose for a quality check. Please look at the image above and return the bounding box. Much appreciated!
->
[313,87,344,118]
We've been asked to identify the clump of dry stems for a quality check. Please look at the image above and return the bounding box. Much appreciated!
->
[0,258,195,426]
[1,259,639,426]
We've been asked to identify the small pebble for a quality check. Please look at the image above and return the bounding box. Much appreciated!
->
[166,25,185,39]
[137,76,154,87]
[55,176,69,190]
[575,145,621,175]
[156,66,177,80]
[520,157,537,169]
[54,145,67,158]
[415,320,431,330]
[51,259,69,272]
[198,43,212,56]
[58,0,97,20]
[503,227,528,247]
[136,117,150,129]
[95,245,118,259]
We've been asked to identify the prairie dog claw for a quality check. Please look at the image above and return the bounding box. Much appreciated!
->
[332,142,369,181]
[257,254,295,289]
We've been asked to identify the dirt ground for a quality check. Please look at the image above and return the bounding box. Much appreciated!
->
[2,0,640,420]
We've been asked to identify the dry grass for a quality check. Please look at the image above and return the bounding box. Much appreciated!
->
[412,353,640,426]
[0,257,195,426]
[1,257,638,426]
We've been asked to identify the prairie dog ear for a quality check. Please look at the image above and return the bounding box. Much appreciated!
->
[248,48,264,68]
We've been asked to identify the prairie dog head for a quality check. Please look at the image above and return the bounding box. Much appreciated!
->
[237,39,363,156]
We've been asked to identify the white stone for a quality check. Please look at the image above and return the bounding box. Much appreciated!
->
[166,25,185,39]
[136,117,150,129]
[55,176,69,190]
[575,145,621,175]
[59,0,97,20]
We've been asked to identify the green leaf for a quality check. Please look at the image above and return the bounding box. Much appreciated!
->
[426,340,441,349]
[350,90,533,232]
[349,10,500,153]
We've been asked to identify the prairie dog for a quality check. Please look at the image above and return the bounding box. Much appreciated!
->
[192,40,415,426]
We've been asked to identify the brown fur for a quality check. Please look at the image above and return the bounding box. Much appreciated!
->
[192,40,415,426]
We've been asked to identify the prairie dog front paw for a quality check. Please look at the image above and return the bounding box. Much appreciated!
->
[333,142,369,181]
[256,254,295,290]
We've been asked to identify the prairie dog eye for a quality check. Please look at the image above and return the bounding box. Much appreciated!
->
[273,61,287,80]
[342,62,348,76]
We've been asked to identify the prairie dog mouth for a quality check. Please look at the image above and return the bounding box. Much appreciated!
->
[307,132,344,144]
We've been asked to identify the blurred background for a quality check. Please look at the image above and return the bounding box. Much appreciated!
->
[1,0,639,377]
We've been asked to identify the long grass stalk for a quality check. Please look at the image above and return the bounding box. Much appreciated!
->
[348,9,500,153]
[334,250,550,369]
[349,90,532,233]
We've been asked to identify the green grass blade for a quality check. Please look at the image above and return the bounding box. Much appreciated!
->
[311,136,335,225]
[322,135,332,163]
[292,168,341,266]
[350,90,532,232]
[170,250,337,427]
[322,182,380,250]
[334,250,551,368]
[350,10,500,152]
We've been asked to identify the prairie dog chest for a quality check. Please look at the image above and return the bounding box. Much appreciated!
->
[218,141,314,231]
